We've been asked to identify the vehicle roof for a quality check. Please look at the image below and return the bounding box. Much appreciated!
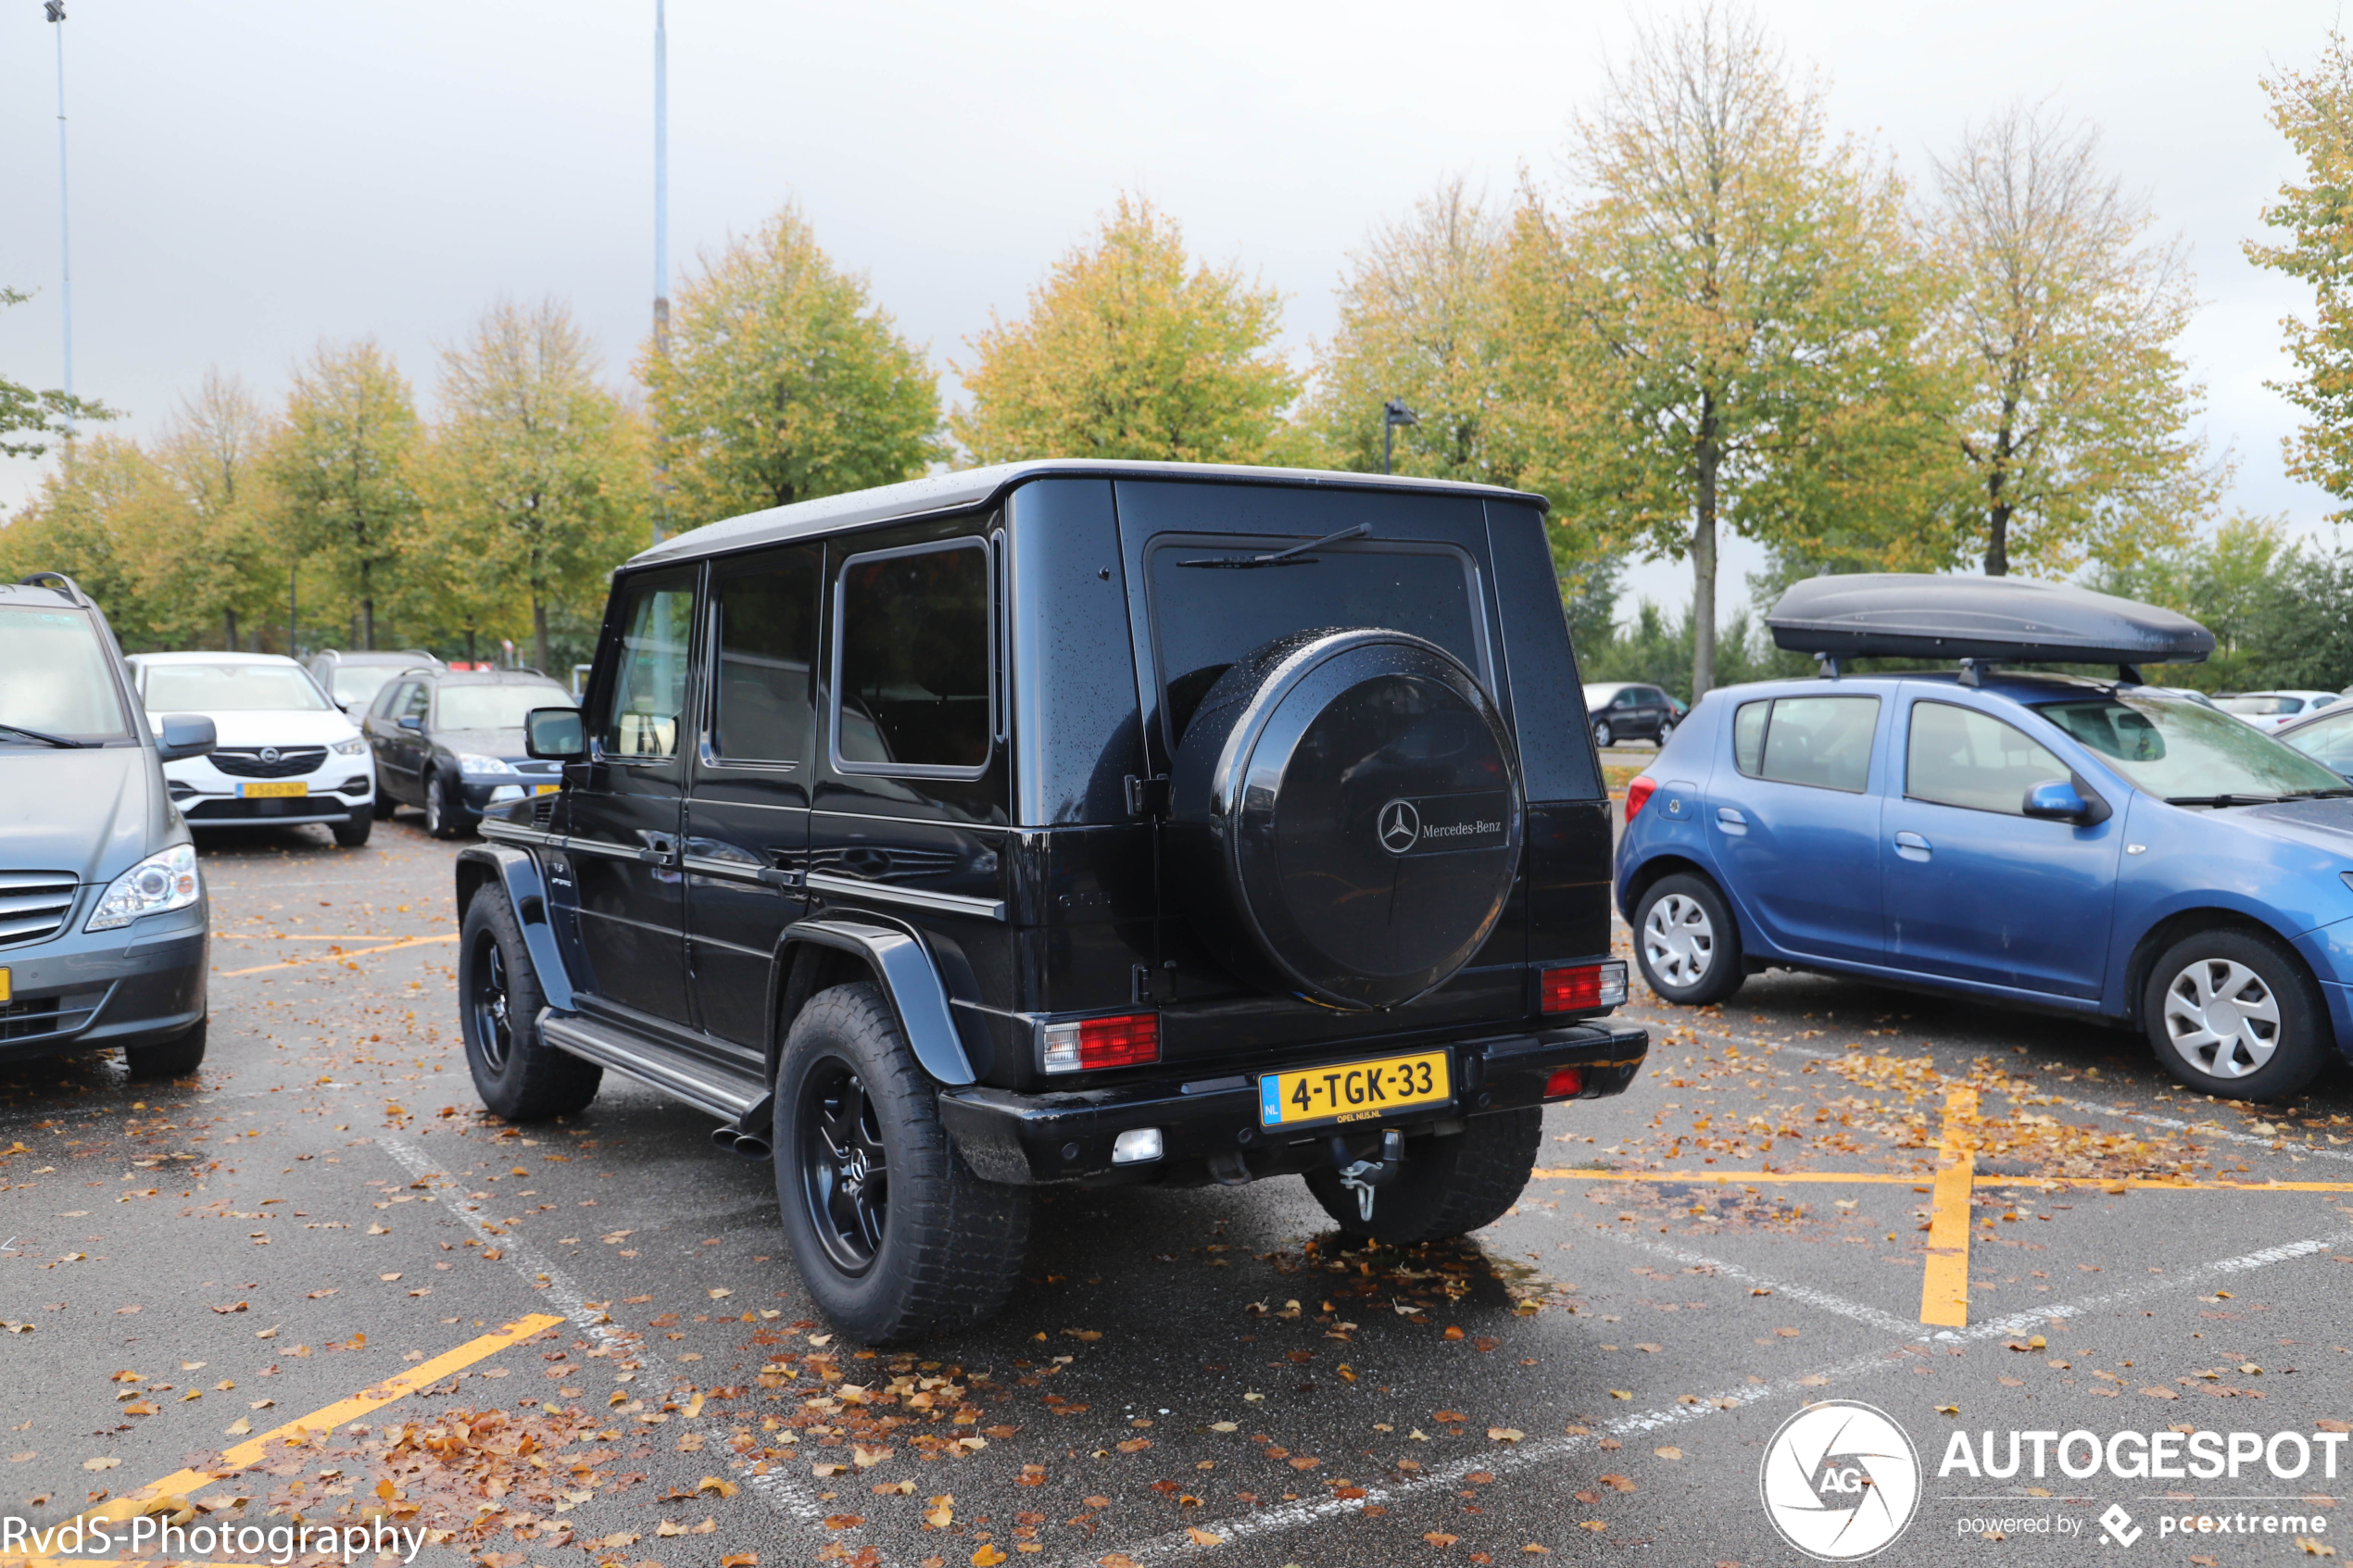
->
[129,651,301,667]
[1715,669,2154,707]
[316,649,438,665]
[0,583,87,611]
[419,669,568,685]
[626,459,1551,570]
[2233,689,2336,699]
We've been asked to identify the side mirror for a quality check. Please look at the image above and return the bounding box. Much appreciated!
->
[157,712,217,763]
[397,715,424,732]
[2020,778,2095,823]
[525,707,587,761]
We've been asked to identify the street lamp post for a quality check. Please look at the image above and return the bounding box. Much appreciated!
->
[45,1,74,434]
[1382,399,1419,475]
[649,0,670,546]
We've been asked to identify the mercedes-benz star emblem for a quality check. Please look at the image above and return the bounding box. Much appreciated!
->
[1378,798,1421,855]
[258,746,281,764]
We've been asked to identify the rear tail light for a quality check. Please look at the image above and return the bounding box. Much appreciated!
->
[1542,1067,1585,1100]
[1541,960,1628,1013]
[1040,1012,1161,1073]
[1623,774,1658,822]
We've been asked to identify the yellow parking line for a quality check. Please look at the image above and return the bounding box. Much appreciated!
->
[215,934,458,978]
[1919,1088,1978,1327]
[1534,1168,1927,1185]
[61,1311,563,1531]
[1535,1169,2353,1195]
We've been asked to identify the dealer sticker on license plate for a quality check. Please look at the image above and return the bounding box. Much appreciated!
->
[241,780,307,798]
[1260,1050,1451,1127]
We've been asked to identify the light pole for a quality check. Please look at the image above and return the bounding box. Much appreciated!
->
[649,0,670,545]
[1381,399,1420,475]
[45,1,74,435]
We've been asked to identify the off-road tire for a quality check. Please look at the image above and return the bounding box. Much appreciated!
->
[774,982,1029,1344]
[124,1018,208,1079]
[459,886,601,1120]
[1592,718,1614,748]
[332,812,373,848]
[425,770,465,839]
[2143,927,2330,1102]
[1304,1107,1541,1245]
[1631,872,1745,1006]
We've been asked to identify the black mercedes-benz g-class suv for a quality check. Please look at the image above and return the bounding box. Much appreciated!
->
[453,461,1645,1342]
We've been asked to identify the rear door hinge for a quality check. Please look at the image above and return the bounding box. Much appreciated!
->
[1125,774,1171,818]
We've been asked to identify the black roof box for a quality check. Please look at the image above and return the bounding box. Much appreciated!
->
[1765,573,2214,666]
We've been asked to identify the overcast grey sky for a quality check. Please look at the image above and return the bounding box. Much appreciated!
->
[0,0,2343,620]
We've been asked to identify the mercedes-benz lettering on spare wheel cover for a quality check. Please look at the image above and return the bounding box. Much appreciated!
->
[1168,626,1524,1010]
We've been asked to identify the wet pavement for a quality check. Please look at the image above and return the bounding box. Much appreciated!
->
[4,816,2351,1568]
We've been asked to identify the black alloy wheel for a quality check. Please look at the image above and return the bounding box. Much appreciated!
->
[469,927,515,1076]
[798,1058,890,1274]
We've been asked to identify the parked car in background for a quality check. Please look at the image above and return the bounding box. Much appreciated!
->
[128,652,375,847]
[2143,685,2221,710]
[2275,701,2353,782]
[363,667,573,838]
[1618,573,2353,1104]
[1583,681,1681,747]
[2,574,215,1076]
[307,648,442,718]
[2216,690,2340,732]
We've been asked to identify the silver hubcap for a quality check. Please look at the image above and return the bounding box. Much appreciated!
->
[2161,958,2281,1079]
[1642,893,1715,989]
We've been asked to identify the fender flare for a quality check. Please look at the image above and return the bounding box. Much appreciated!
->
[780,918,975,1085]
[454,844,573,1011]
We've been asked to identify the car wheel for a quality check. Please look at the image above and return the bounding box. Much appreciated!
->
[332,812,372,848]
[774,982,1030,1343]
[1655,717,1676,746]
[424,770,464,839]
[459,887,602,1119]
[1592,719,1614,748]
[1632,872,1745,1005]
[2143,928,2329,1101]
[123,1018,207,1080]
[1303,1107,1541,1245]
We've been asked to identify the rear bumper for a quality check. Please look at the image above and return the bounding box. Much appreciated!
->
[937,1021,1647,1185]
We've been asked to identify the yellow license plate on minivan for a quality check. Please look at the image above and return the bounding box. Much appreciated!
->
[1260,1050,1450,1127]
[533,784,560,796]
[241,780,307,798]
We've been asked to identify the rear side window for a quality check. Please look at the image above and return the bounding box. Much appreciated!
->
[713,546,819,765]
[394,683,428,722]
[1146,536,1485,746]
[1906,701,2069,816]
[1732,695,1880,792]
[833,539,992,775]
[598,572,697,761]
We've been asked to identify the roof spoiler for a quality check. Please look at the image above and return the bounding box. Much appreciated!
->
[1767,573,2214,685]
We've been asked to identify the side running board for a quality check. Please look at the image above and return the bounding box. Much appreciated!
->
[537,1010,764,1121]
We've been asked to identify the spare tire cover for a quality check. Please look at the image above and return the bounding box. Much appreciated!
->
[1168,627,1524,1010]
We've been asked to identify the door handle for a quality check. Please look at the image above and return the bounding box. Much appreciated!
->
[1894,830,1931,859]
[644,833,680,865]
[1715,807,1746,824]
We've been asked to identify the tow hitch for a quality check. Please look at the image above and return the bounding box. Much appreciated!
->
[1327,1128,1404,1222]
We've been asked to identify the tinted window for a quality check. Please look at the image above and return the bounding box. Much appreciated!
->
[714,548,819,764]
[1906,702,2070,815]
[598,575,697,760]
[834,540,991,772]
[0,607,130,742]
[1147,538,1483,746]
[1733,695,1879,792]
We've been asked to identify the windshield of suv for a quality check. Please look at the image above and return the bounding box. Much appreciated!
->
[329,665,410,706]
[144,662,333,712]
[1148,539,1486,746]
[0,606,132,742]
[435,684,572,731]
[2038,692,2347,798]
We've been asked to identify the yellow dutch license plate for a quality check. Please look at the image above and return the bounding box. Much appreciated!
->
[1260,1050,1450,1127]
[533,783,560,796]
[0,968,10,1004]
[241,780,308,798]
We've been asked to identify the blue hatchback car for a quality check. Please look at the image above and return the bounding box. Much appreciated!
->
[1616,664,2353,1102]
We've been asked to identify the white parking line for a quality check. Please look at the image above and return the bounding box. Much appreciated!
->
[1585,1225,1924,1338]
[1080,1224,2353,1566]
[379,1135,831,1529]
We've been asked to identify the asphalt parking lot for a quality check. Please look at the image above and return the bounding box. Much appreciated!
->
[5,814,2352,1568]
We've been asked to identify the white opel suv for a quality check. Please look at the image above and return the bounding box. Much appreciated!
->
[127,653,377,847]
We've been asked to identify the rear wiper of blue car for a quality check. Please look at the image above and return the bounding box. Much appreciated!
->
[0,721,90,748]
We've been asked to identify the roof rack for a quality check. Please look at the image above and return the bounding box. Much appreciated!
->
[1766,573,2213,685]
[18,571,87,608]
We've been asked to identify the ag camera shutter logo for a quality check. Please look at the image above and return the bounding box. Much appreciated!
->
[1758,1400,1921,1560]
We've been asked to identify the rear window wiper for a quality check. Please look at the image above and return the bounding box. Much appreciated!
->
[2164,793,2287,808]
[1179,523,1370,569]
[0,721,91,748]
